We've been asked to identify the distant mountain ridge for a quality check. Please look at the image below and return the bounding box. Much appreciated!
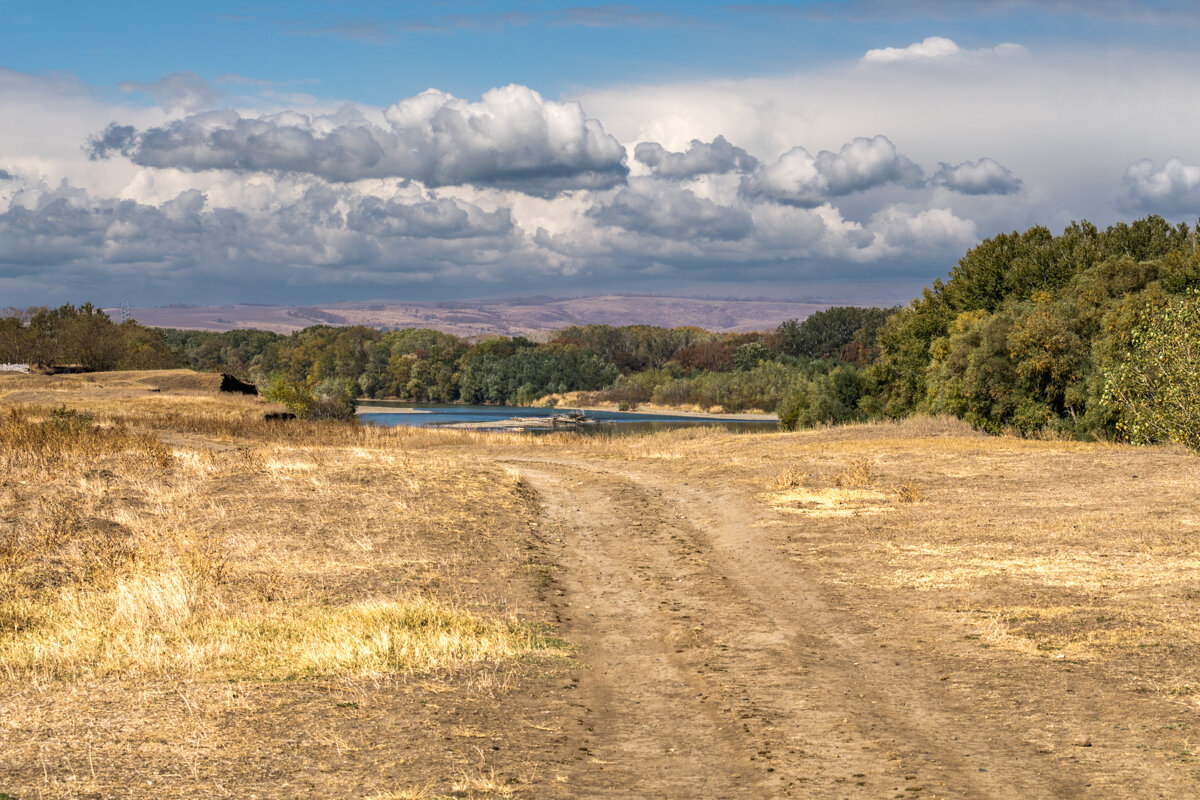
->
[113,295,836,336]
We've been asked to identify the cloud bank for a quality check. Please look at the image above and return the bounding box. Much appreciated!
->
[88,84,628,196]
[3,34,1198,306]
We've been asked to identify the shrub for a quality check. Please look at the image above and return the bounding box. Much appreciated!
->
[263,375,315,417]
[1103,290,1200,450]
[263,375,357,421]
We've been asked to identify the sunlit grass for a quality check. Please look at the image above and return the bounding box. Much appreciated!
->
[2,589,553,680]
[0,372,559,686]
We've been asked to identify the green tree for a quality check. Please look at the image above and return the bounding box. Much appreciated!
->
[1102,291,1200,450]
[775,306,892,360]
[733,341,771,371]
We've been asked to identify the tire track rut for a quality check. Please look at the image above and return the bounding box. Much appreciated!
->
[510,457,1095,799]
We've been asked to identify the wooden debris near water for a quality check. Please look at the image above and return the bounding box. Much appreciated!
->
[444,410,594,431]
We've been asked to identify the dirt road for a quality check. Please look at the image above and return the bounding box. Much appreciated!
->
[504,454,1192,799]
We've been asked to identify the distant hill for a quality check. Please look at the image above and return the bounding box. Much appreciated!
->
[112,295,835,336]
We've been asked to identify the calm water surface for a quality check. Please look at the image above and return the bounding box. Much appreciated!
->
[358,403,777,435]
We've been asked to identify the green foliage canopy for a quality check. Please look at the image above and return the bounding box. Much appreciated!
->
[1103,291,1200,450]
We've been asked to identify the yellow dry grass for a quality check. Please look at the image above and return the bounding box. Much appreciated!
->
[0,376,559,684]
[742,418,1200,679]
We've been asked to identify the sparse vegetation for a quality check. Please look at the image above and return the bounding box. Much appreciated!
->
[832,457,875,488]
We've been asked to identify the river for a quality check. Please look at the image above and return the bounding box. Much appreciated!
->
[356,402,777,435]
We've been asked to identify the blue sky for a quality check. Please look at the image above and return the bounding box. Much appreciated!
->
[6,2,1198,103]
[1,1,1199,306]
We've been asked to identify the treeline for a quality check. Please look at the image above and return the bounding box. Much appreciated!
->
[162,306,891,412]
[0,304,180,371]
[866,216,1200,438]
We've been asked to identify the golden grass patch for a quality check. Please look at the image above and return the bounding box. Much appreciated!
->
[1,592,551,680]
[0,375,559,687]
[739,419,1200,673]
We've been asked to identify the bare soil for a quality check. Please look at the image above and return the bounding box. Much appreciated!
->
[491,424,1200,799]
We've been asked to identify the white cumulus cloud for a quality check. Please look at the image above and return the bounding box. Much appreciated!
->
[1123,158,1200,213]
[741,135,924,206]
[933,158,1023,195]
[862,37,1025,64]
[868,206,979,253]
[863,36,961,64]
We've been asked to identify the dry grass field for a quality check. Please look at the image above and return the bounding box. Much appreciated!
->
[0,371,572,799]
[2,370,1198,798]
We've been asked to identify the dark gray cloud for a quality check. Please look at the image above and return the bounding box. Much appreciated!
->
[86,85,628,196]
[0,181,520,297]
[933,158,1022,195]
[587,180,753,241]
[86,124,138,160]
[0,169,13,181]
[117,72,222,113]
[346,196,513,239]
[741,135,924,206]
[87,111,406,181]
[634,135,758,179]
[1122,158,1200,214]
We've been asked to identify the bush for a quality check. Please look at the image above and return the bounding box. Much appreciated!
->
[1103,290,1200,450]
[263,375,315,418]
[263,375,357,421]
[777,365,867,430]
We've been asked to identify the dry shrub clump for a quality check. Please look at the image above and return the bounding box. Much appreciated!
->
[891,479,923,503]
[767,465,808,490]
[832,458,875,488]
[760,455,896,519]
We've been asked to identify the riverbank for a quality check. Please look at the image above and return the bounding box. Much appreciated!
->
[555,404,775,421]
[532,391,775,419]
[356,400,776,422]
[354,405,430,414]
